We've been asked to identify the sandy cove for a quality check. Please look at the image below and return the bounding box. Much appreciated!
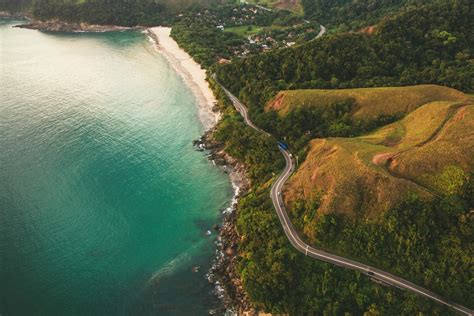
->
[146,27,219,130]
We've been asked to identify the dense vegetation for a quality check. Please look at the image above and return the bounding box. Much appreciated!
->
[0,0,216,26]
[171,4,312,67]
[291,176,474,307]
[262,99,403,153]
[210,79,470,314]
[210,81,284,183]
[216,0,474,128]
[206,2,474,312]
[236,188,460,314]
[172,21,244,68]
[0,0,32,12]
[30,0,171,26]
[300,0,411,31]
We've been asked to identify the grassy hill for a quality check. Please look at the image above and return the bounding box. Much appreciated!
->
[386,103,474,195]
[266,85,467,118]
[282,87,473,240]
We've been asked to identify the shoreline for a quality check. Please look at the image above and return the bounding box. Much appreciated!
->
[197,128,253,314]
[146,27,252,313]
[146,27,220,131]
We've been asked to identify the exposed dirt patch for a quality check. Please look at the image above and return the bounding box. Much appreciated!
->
[359,25,377,34]
[372,152,397,165]
[267,92,285,112]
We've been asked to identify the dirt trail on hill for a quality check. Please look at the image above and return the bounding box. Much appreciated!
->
[372,103,470,197]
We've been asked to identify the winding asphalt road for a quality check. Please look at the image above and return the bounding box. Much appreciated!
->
[214,79,473,315]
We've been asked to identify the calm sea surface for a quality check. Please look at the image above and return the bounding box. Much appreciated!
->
[0,18,232,315]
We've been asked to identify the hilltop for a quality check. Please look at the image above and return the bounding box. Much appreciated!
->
[282,87,473,229]
[266,85,466,118]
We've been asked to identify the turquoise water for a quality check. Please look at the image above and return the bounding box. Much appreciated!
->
[0,19,232,315]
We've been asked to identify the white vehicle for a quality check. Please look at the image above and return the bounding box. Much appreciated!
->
[277,192,281,196]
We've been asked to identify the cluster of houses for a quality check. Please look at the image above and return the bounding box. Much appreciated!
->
[226,25,318,58]
[179,5,271,31]
[177,4,320,60]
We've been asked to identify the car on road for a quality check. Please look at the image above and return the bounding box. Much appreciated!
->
[277,141,288,150]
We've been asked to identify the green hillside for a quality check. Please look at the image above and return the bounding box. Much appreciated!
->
[266,85,467,118]
[216,0,473,121]
[278,88,474,308]
[285,93,473,219]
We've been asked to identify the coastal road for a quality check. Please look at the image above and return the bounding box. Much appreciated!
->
[213,78,473,315]
[218,84,270,136]
[316,24,326,38]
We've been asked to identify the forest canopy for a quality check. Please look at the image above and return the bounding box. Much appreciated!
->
[216,0,474,120]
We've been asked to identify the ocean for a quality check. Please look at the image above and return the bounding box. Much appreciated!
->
[0,18,233,315]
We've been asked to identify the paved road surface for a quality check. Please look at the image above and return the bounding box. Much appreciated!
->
[214,78,473,316]
[316,24,326,38]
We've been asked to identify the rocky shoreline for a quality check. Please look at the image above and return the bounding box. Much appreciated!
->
[193,129,255,315]
[14,19,142,32]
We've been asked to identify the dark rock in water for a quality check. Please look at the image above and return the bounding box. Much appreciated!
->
[204,141,224,150]
[192,139,203,146]
[214,158,227,166]
[199,126,253,313]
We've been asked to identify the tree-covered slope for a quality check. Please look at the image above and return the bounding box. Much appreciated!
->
[216,0,474,123]
[0,0,32,12]
[210,81,466,315]
[0,0,217,26]
[300,0,412,31]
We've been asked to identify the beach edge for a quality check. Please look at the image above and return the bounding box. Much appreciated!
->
[146,27,220,131]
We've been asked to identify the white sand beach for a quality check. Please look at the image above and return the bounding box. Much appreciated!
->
[147,27,219,130]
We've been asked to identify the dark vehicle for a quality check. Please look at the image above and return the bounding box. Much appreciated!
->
[277,141,288,151]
